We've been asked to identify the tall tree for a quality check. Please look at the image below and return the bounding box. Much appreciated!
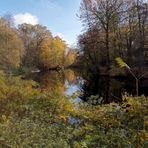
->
[0,18,24,72]
[78,0,148,76]
[80,0,124,74]
[51,36,66,67]
[38,38,52,69]
[18,24,52,68]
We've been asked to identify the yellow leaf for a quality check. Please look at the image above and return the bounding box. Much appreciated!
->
[2,115,7,121]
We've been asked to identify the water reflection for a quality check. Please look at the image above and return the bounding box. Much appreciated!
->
[26,69,148,103]
[80,72,148,103]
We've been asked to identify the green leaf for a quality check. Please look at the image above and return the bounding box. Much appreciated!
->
[115,57,130,69]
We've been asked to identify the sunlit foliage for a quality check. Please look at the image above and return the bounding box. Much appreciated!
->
[51,36,66,67]
[18,24,66,70]
[0,19,24,72]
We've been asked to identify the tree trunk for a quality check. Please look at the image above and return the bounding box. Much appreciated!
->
[105,26,110,76]
[136,78,139,96]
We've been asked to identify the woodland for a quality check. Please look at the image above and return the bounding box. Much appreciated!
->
[0,0,148,147]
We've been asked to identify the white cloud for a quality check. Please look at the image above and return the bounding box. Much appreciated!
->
[14,13,39,26]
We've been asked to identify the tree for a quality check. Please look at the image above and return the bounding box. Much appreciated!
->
[78,27,104,72]
[18,24,67,70]
[0,18,24,72]
[38,38,52,69]
[78,0,148,76]
[18,24,52,69]
[65,48,77,66]
[80,0,124,74]
[51,36,66,68]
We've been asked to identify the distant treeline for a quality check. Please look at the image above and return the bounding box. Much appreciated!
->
[0,16,77,73]
[75,0,148,76]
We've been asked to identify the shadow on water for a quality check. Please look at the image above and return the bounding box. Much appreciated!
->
[80,73,148,103]
[25,69,148,104]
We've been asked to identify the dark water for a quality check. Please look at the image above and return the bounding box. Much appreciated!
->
[26,69,148,103]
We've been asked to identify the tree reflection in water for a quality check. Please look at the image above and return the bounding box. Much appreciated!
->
[26,69,148,104]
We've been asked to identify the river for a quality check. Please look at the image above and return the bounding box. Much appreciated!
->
[25,69,148,104]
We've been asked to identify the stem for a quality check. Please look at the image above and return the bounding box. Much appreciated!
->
[127,68,139,96]
[127,68,137,80]
[136,78,139,97]
[139,71,148,80]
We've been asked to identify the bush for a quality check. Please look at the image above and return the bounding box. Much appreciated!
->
[0,72,147,147]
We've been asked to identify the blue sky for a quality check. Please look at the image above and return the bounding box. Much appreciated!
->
[0,0,83,45]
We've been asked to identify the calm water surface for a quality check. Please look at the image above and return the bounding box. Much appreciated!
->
[27,69,148,103]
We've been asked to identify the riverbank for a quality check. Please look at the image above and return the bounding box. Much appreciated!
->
[0,71,148,147]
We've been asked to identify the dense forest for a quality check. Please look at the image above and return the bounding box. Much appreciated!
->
[75,0,148,77]
[0,0,148,147]
[0,16,77,73]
